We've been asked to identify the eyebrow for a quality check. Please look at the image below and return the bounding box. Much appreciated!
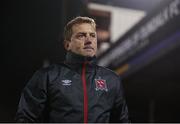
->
[77,32,86,35]
[76,32,96,35]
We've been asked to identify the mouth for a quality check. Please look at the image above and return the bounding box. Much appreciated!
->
[83,46,94,50]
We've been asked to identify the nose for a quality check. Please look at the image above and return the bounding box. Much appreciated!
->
[84,34,92,45]
[84,39,92,45]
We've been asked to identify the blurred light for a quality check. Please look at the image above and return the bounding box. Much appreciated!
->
[115,64,129,75]
[97,0,180,67]
[88,3,146,43]
[97,42,110,56]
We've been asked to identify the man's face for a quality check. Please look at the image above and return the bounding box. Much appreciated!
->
[65,23,97,57]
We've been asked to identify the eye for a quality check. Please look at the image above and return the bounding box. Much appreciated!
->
[77,34,85,39]
[78,34,84,37]
[90,33,96,38]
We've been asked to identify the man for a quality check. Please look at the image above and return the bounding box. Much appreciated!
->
[15,16,130,123]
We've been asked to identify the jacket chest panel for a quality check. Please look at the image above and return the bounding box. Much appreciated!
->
[48,72,83,110]
[48,69,117,112]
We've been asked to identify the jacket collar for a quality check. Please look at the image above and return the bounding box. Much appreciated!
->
[65,51,97,64]
[64,52,97,73]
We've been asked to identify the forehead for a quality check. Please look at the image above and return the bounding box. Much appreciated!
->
[72,23,96,34]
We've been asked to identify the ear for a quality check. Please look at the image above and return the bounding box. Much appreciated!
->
[64,40,71,51]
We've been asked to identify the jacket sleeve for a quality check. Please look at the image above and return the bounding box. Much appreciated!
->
[15,69,48,122]
[110,77,130,123]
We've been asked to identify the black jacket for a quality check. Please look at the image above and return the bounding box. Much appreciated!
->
[15,52,129,123]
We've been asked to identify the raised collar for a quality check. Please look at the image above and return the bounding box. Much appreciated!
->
[64,52,97,74]
[65,52,97,64]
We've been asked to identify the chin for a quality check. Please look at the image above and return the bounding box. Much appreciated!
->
[85,53,95,57]
[83,50,96,57]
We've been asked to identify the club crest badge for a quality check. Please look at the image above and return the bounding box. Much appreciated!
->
[95,77,108,92]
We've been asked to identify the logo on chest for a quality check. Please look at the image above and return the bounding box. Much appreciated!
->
[95,77,108,92]
[62,79,72,86]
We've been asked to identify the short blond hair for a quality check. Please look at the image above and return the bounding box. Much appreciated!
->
[64,16,96,41]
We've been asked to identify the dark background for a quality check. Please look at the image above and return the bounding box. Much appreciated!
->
[2,0,180,122]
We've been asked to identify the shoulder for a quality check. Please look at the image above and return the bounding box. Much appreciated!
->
[96,65,121,80]
[96,65,123,93]
[38,63,66,73]
[36,63,66,82]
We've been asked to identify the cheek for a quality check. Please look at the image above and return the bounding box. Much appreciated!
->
[70,41,83,51]
[93,40,97,48]
[75,46,81,51]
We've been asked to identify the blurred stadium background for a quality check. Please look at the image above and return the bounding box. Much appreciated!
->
[2,0,180,122]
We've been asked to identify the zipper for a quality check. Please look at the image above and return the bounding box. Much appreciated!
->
[82,62,88,123]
